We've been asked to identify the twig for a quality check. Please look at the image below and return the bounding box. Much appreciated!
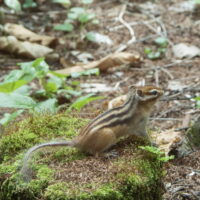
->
[160,67,174,79]
[108,18,160,31]
[154,68,159,86]
[118,5,135,39]
[150,117,183,121]
[161,97,194,101]
[115,5,136,52]
[130,60,193,71]
[174,127,189,131]
[144,14,174,46]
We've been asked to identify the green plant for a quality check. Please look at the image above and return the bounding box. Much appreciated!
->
[194,0,200,4]
[4,0,21,12]
[23,0,37,8]
[53,0,99,42]
[4,0,37,11]
[144,37,168,60]
[139,146,174,163]
[0,58,102,125]
[194,96,200,108]
[69,93,104,111]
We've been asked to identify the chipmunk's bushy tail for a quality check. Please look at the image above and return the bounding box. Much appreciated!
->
[20,140,74,182]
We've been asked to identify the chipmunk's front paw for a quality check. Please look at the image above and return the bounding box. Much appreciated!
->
[103,150,118,159]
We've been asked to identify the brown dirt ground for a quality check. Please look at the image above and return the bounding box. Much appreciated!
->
[0,0,200,199]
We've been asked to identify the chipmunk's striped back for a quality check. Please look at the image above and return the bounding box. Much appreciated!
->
[79,87,138,136]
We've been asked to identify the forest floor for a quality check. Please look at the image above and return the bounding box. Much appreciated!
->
[0,0,200,199]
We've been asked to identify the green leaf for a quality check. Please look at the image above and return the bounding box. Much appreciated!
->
[70,81,80,86]
[194,0,200,4]
[0,93,36,109]
[68,7,85,20]
[23,0,37,8]
[54,23,74,32]
[6,68,35,83]
[4,0,21,12]
[78,13,95,23]
[18,57,49,79]
[53,0,71,5]
[13,85,31,96]
[147,51,161,60]
[85,32,96,42]
[48,75,64,89]
[58,89,82,97]
[3,70,25,82]
[157,47,166,53]
[197,101,200,108]
[139,146,161,154]
[158,155,174,162]
[154,37,168,47]
[144,47,152,54]
[71,68,99,78]
[69,93,104,111]
[34,98,57,113]
[0,80,27,93]
[33,58,49,78]
[81,0,93,4]
[44,82,58,93]
[49,71,68,78]
[195,97,200,108]
[0,110,24,126]
[194,96,200,101]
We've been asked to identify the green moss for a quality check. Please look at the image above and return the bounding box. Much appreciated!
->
[44,182,123,200]
[187,116,200,147]
[0,113,88,162]
[0,113,164,200]
[0,165,54,200]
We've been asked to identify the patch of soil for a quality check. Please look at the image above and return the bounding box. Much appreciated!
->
[50,138,140,185]
[164,150,200,200]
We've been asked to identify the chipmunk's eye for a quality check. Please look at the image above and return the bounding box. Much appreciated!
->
[149,89,158,95]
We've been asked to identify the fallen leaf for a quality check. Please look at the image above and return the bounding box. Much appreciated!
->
[56,52,142,75]
[152,129,183,155]
[80,83,117,93]
[167,80,186,91]
[4,23,56,46]
[108,95,126,109]
[172,43,200,58]
[169,1,195,13]
[138,2,163,16]
[0,36,53,58]
[86,32,113,45]
[71,51,94,64]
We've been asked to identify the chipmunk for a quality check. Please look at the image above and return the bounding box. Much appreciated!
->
[20,85,164,181]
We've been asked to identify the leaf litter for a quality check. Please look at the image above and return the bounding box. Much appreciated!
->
[1,0,200,199]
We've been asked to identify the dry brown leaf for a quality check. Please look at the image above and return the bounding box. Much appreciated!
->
[0,36,53,58]
[4,23,56,46]
[153,130,183,155]
[172,43,200,58]
[108,95,127,109]
[56,52,142,75]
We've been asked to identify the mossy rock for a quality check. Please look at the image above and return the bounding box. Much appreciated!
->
[187,116,200,148]
[0,113,164,200]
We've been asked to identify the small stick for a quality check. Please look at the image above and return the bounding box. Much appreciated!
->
[115,5,136,52]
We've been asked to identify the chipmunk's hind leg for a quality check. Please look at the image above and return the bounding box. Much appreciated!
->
[91,128,117,156]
